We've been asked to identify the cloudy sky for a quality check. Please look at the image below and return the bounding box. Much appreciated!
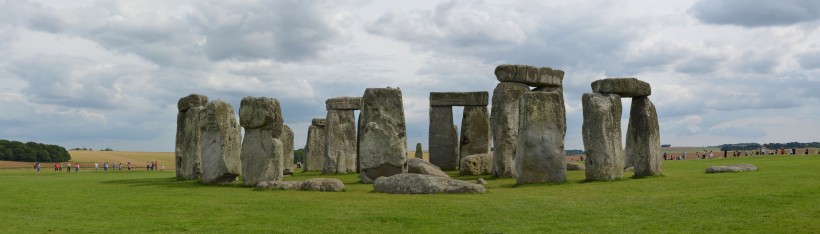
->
[1,0,819,152]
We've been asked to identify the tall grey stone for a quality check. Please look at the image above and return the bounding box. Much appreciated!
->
[324,109,357,174]
[582,93,624,181]
[494,65,564,88]
[176,94,208,180]
[238,96,284,187]
[514,91,567,184]
[490,82,529,178]
[199,100,242,184]
[303,118,326,172]
[429,106,459,170]
[591,78,651,97]
[415,143,423,159]
[279,125,294,174]
[358,88,408,183]
[459,106,491,162]
[625,97,662,177]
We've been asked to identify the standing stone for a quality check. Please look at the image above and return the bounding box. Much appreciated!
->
[459,153,493,176]
[459,106,491,163]
[324,109,357,174]
[303,118,326,172]
[514,91,567,184]
[176,94,208,180]
[625,97,662,177]
[358,88,408,183]
[239,96,284,187]
[199,100,242,184]
[429,106,459,170]
[280,125,295,174]
[414,143,423,159]
[582,93,624,181]
[490,82,529,178]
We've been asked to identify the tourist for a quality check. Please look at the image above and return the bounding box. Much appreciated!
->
[805,149,809,155]
[663,152,668,160]
[791,148,796,155]
[67,162,72,173]
[146,162,150,171]
[118,162,122,171]
[75,163,79,172]
[54,163,59,172]
[104,162,109,171]
[127,162,131,171]
[34,162,40,173]
[682,151,687,160]
[95,162,99,171]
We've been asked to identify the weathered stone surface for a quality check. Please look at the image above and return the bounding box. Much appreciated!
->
[373,173,486,194]
[459,153,493,176]
[176,105,204,180]
[429,106,459,170]
[514,92,567,184]
[460,106,491,164]
[325,97,362,110]
[582,93,624,181]
[324,109,357,174]
[591,78,651,97]
[705,164,758,173]
[280,125,295,174]
[358,88,408,183]
[477,178,487,185]
[429,92,489,106]
[177,93,208,112]
[625,97,662,177]
[407,158,449,178]
[490,82,529,178]
[240,133,283,187]
[414,143,423,159]
[311,118,326,127]
[567,162,585,171]
[494,65,564,87]
[239,96,283,134]
[256,178,345,192]
[303,120,326,172]
[199,100,242,184]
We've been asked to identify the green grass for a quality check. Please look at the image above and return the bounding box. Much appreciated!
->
[2,155,819,233]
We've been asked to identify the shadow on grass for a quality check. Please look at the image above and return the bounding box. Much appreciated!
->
[99,177,221,188]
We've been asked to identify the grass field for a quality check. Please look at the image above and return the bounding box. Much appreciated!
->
[1,151,818,233]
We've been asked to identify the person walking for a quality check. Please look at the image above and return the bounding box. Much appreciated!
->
[67,162,72,173]
[104,162,109,171]
[127,162,131,171]
[118,162,122,171]
[34,163,40,173]
[54,163,59,172]
[95,162,99,171]
[75,162,79,172]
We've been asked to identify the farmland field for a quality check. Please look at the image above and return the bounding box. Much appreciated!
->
[1,151,818,233]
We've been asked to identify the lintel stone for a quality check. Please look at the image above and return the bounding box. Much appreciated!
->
[326,97,362,110]
[429,92,488,106]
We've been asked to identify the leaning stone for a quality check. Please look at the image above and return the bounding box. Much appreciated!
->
[625,97,662,177]
[429,92,489,106]
[706,164,758,173]
[373,173,486,194]
[429,106,459,170]
[514,91,567,184]
[459,153,493,176]
[591,78,651,97]
[199,100,242,184]
[415,143,423,159]
[358,88,408,183]
[280,125,295,174]
[407,158,449,178]
[325,97,362,110]
[177,93,208,112]
[176,105,205,180]
[582,93,624,181]
[303,120,326,172]
[324,109,357,174]
[494,65,564,88]
[490,82,529,178]
[567,162,585,171]
[240,135,283,187]
[459,106,491,163]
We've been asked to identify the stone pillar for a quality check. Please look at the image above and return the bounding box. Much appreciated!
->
[625,97,662,177]
[323,97,361,174]
[514,91,566,184]
[415,143,423,159]
[358,88,408,183]
[280,125,294,174]
[176,94,208,180]
[238,96,284,187]
[490,82,529,178]
[303,118,326,172]
[459,106,491,162]
[582,93,624,181]
[429,106,458,170]
[200,100,242,184]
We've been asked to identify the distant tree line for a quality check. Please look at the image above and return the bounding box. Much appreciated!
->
[294,148,305,163]
[565,150,585,155]
[0,140,71,162]
[718,142,820,151]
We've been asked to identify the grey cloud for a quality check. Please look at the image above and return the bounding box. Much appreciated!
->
[675,55,723,74]
[690,0,820,27]
[798,52,820,69]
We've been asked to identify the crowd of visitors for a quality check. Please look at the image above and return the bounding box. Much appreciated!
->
[37,161,164,173]
[663,147,813,160]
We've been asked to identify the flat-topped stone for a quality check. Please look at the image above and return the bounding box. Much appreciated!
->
[407,158,449,178]
[373,173,486,194]
[326,97,362,110]
[494,65,564,87]
[429,92,489,106]
[591,78,651,97]
[311,118,326,127]
[177,94,209,112]
[257,178,345,192]
[706,164,758,173]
